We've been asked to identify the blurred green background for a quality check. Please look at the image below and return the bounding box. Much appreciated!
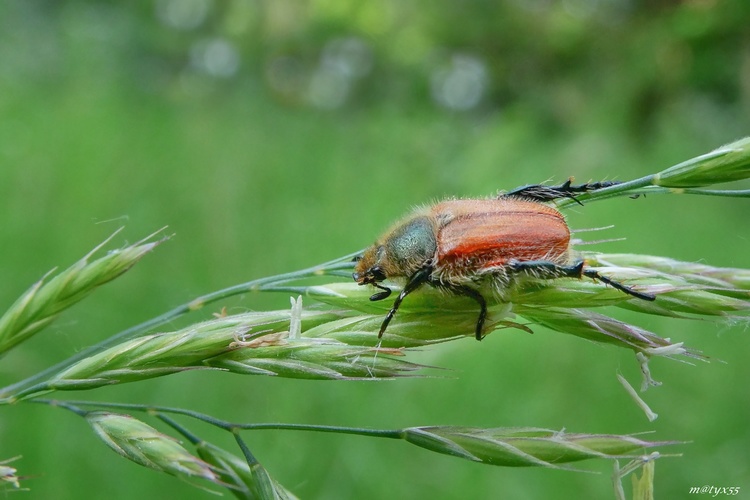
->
[1,0,749,498]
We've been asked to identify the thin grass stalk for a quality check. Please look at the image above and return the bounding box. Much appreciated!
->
[554,136,750,208]
[41,399,679,472]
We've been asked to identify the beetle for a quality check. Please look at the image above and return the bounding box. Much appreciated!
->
[353,180,655,341]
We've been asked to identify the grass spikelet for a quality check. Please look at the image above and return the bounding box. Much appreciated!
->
[402,427,676,468]
[195,441,298,500]
[24,304,433,399]
[208,336,428,379]
[653,137,750,188]
[587,253,750,296]
[0,228,167,355]
[86,412,220,487]
[42,310,342,393]
[514,306,697,359]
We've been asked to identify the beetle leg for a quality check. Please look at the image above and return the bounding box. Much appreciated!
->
[378,266,433,338]
[369,283,392,301]
[502,179,621,205]
[444,284,488,341]
[581,267,655,301]
[508,259,574,277]
[509,259,655,301]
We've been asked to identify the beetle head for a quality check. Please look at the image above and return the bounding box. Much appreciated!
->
[353,215,438,302]
[353,246,393,301]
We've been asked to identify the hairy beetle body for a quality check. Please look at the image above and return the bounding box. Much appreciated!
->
[353,181,655,341]
[433,198,570,283]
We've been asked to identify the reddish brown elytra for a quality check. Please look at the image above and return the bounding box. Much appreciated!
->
[353,180,655,341]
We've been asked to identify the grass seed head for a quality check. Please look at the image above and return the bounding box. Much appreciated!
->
[402,427,677,468]
[653,137,750,187]
[86,412,219,484]
[0,229,167,354]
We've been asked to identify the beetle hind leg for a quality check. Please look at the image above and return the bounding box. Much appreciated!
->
[502,179,620,205]
[509,259,655,301]
[509,259,575,278]
[581,267,655,301]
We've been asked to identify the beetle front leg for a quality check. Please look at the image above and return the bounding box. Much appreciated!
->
[509,259,655,301]
[378,266,433,338]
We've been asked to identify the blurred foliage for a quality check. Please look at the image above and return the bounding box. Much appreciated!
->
[0,0,749,499]
[3,0,750,126]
